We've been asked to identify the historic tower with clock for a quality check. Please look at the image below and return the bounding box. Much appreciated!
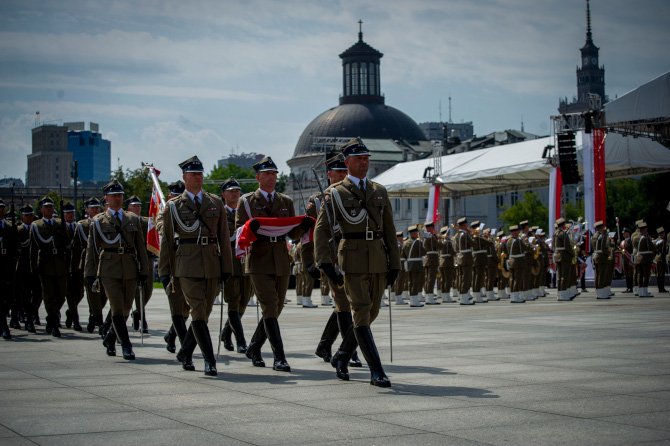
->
[559,0,606,114]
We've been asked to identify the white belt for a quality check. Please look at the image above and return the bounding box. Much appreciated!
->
[294,261,302,265]
[487,255,494,257]
[593,250,602,253]
[426,251,439,255]
[440,254,452,257]
[407,257,423,262]
[459,249,472,253]
[637,251,652,254]
[511,253,525,258]
[555,247,565,250]
[473,250,487,254]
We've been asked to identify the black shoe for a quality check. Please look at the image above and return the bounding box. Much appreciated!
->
[330,350,350,381]
[315,342,333,363]
[354,325,391,388]
[370,370,392,387]
[122,345,135,360]
[264,318,291,373]
[51,326,61,337]
[25,320,36,333]
[272,359,291,372]
[204,361,217,376]
[227,311,247,355]
[622,289,632,293]
[221,322,234,351]
[65,310,72,329]
[246,320,267,367]
[10,316,21,330]
[72,321,83,332]
[142,318,149,334]
[349,350,363,367]
[176,350,196,371]
[33,315,41,326]
[176,325,197,371]
[103,335,116,356]
[86,317,96,333]
[659,289,668,293]
[1,325,11,340]
[236,344,247,354]
[246,348,265,367]
[191,320,218,377]
[164,327,177,353]
[132,311,140,331]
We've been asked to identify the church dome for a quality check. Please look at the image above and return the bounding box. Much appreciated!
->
[293,103,427,158]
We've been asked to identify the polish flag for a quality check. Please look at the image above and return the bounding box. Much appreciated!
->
[425,184,441,226]
[146,166,165,256]
[235,216,315,257]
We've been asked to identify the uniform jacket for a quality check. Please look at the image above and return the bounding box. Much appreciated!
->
[439,236,456,269]
[0,219,19,278]
[72,218,93,272]
[552,228,573,263]
[402,237,426,272]
[506,236,526,269]
[63,220,80,273]
[472,234,488,267]
[225,206,244,277]
[158,192,231,279]
[84,209,150,280]
[483,236,498,267]
[633,233,655,264]
[16,222,31,273]
[423,234,440,267]
[235,189,299,276]
[29,217,68,276]
[314,177,400,274]
[455,229,473,267]
[591,231,610,265]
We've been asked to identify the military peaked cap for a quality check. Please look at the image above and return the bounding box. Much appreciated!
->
[220,178,242,191]
[86,197,101,208]
[325,153,347,171]
[62,202,75,212]
[555,217,566,226]
[509,225,519,231]
[102,180,124,195]
[168,180,185,195]
[638,221,648,229]
[39,196,55,207]
[253,156,279,173]
[425,221,435,227]
[125,195,142,206]
[657,226,665,234]
[408,225,419,232]
[440,226,448,234]
[457,217,467,225]
[20,204,34,214]
[396,231,404,237]
[341,137,370,158]
[519,220,529,227]
[179,155,204,173]
[594,220,604,229]
[470,220,480,228]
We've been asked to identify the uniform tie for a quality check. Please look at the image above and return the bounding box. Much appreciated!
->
[114,211,122,226]
[358,179,365,191]
[267,193,273,208]
[194,195,201,213]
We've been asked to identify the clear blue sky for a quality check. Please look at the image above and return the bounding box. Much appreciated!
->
[1,0,668,183]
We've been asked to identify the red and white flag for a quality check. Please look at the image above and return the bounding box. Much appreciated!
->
[146,165,166,256]
[425,184,441,227]
[235,216,315,258]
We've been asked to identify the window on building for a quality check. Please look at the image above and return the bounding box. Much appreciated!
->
[496,194,504,208]
[370,64,376,95]
[360,63,368,95]
[393,198,400,215]
[423,199,428,209]
[405,199,412,215]
[351,62,358,95]
[511,191,519,205]
[344,64,350,96]
[79,137,84,146]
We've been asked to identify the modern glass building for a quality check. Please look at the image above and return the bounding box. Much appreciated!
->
[66,122,111,184]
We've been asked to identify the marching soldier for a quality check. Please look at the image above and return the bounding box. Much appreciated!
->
[631,220,644,295]
[62,202,84,331]
[535,229,550,297]
[30,197,69,337]
[85,181,150,360]
[237,156,311,372]
[591,221,610,299]
[218,178,253,353]
[553,218,576,301]
[655,227,667,293]
[506,225,526,303]
[496,231,510,299]
[306,154,363,369]
[315,137,399,387]
[470,221,488,303]
[422,222,440,304]
[438,226,456,303]
[633,222,655,297]
[292,242,304,306]
[126,195,153,333]
[402,225,426,307]
[482,228,499,301]
[392,231,407,305]
[15,205,39,333]
[519,220,536,301]
[455,217,474,305]
[72,198,107,333]
[159,180,191,354]
[620,227,634,293]
[158,157,232,375]
[0,199,19,339]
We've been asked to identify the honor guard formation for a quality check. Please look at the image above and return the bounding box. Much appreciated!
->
[1,139,668,388]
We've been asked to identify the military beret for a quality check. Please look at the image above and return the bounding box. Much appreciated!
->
[657,226,665,234]
[220,178,242,192]
[635,219,644,226]
[440,226,448,234]
[325,153,347,171]
[594,220,604,229]
[509,225,519,231]
[396,231,403,237]
[86,197,101,208]
[470,220,480,228]
[39,196,55,207]
[102,180,124,195]
[179,155,204,173]
[638,221,647,229]
[62,202,75,212]
[168,180,185,195]
[341,137,370,158]
[519,220,529,227]
[556,217,566,226]
[20,204,34,215]
[408,225,418,232]
[425,221,435,227]
[125,195,142,206]
[253,156,279,173]
[457,217,467,225]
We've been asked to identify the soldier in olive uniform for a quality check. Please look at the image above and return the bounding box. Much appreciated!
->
[455,217,474,305]
[591,221,610,299]
[633,222,655,297]
[655,227,667,293]
[518,220,536,301]
[392,231,408,305]
[0,199,19,339]
[402,225,426,308]
[482,228,499,301]
[30,197,69,337]
[61,202,84,331]
[422,222,440,304]
[553,218,576,301]
[85,181,150,360]
[535,229,550,297]
[72,198,107,333]
[497,231,510,299]
[218,178,253,353]
[470,221,488,303]
[236,156,311,373]
[126,195,153,333]
[506,225,526,303]
[159,180,191,354]
[438,226,456,303]
[315,138,399,387]
[15,205,40,333]
[158,157,232,375]
[621,227,634,293]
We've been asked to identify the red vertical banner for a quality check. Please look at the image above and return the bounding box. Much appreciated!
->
[593,128,606,223]
[555,167,563,220]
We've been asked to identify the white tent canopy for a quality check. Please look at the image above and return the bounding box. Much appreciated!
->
[372,132,670,197]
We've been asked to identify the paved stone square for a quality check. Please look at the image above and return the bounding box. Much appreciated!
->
[1,287,670,445]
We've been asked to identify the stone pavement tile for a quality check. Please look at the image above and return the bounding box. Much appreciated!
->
[2,410,179,437]
[0,437,35,446]
[114,389,277,410]
[533,356,646,371]
[392,372,529,390]
[27,363,141,379]
[557,376,670,394]
[600,411,670,432]
[72,381,218,398]
[320,432,490,446]
[637,390,670,400]
[0,398,131,419]
[508,394,670,418]
[447,418,670,446]
[365,405,565,432]
[0,387,98,403]
[496,367,628,385]
[154,403,422,445]
[448,383,609,404]
[241,381,400,403]
[28,427,249,446]
[52,371,178,387]
[0,378,67,391]
[0,424,19,438]
[605,364,670,376]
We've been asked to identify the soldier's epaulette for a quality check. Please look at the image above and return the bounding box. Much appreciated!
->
[166,195,180,203]
[240,191,254,199]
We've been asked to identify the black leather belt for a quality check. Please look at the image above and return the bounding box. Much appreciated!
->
[255,235,286,242]
[103,247,136,254]
[179,237,218,246]
[342,231,383,240]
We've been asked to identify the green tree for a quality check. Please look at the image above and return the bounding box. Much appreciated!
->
[111,165,167,215]
[204,164,257,195]
[606,172,669,230]
[499,191,548,230]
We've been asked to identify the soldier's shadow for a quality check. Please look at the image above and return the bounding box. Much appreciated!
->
[377,382,498,398]
[5,334,51,343]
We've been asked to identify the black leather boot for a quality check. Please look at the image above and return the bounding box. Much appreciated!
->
[220,320,234,351]
[86,314,96,333]
[315,311,338,362]
[227,311,247,353]
[100,311,112,338]
[132,310,140,331]
[191,320,217,376]
[354,325,391,388]
[245,320,266,367]
[176,325,196,371]
[330,324,358,381]
[112,315,135,360]
[164,324,177,353]
[102,325,117,356]
[336,311,363,368]
[264,317,290,372]
[25,311,36,333]
[172,315,188,345]
[71,310,82,332]
[1,316,11,340]
[65,309,72,329]
[48,315,61,337]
